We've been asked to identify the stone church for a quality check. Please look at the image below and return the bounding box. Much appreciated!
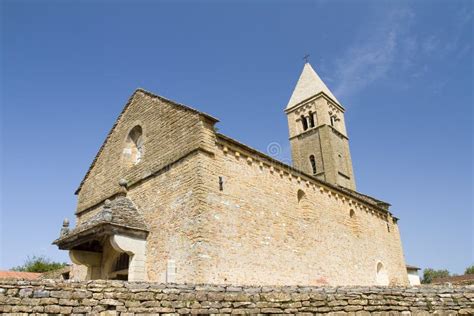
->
[54,63,409,286]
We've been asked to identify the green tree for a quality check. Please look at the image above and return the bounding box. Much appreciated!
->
[465,265,474,275]
[11,255,68,273]
[421,268,450,284]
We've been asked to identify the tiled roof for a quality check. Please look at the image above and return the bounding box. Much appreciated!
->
[54,196,148,246]
[0,271,42,280]
[432,274,474,285]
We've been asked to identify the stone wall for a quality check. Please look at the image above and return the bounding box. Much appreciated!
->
[286,95,355,190]
[197,136,407,286]
[65,88,409,287]
[1,280,472,315]
[76,89,217,214]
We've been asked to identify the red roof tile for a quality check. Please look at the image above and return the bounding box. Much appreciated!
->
[0,271,42,280]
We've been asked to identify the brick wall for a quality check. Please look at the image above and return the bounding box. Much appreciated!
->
[0,280,472,315]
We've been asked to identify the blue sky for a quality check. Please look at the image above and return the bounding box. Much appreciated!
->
[1,0,472,274]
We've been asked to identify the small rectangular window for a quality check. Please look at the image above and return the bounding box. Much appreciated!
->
[219,176,224,191]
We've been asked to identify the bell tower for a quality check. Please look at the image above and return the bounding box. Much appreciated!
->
[285,62,356,190]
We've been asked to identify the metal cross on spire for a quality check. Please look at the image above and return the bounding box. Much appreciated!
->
[303,54,310,63]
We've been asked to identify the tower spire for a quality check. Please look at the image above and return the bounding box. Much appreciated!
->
[286,63,340,110]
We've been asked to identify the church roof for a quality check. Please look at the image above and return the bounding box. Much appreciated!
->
[216,133,391,215]
[286,63,341,110]
[53,196,148,249]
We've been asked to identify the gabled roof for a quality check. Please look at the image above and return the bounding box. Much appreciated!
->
[75,88,219,195]
[286,63,341,110]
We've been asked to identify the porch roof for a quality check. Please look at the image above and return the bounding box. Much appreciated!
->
[53,196,148,250]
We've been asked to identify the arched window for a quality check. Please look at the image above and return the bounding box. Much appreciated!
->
[308,112,315,128]
[309,155,317,175]
[297,189,306,202]
[124,126,143,165]
[376,261,389,285]
[297,189,314,221]
[347,208,360,236]
[301,115,308,131]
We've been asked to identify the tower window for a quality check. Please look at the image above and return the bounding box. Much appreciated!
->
[308,112,315,128]
[309,155,317,175]
[301,115,308,131]
[330,115,335,127]
[124,125,143,165]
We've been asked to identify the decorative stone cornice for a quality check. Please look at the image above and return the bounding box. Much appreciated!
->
[216,133,393,218]
[285,92,345,114]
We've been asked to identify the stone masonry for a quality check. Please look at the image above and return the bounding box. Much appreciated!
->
[59,88,409,286]
[0,280,473,315]
[56,62,410,286]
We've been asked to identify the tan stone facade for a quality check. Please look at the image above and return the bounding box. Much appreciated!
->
[56,63,409,286]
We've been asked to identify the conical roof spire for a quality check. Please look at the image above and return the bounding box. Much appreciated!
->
[286,63,340,109]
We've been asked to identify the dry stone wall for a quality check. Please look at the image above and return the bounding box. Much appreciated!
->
[1,280,473,315]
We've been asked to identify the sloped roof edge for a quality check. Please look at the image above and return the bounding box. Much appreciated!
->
[75,88,219,195]
[286,63,341,109]
[216,133,392,214]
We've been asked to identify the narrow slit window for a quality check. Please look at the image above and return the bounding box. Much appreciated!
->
[309,155,317,175]
[219,176,224,191]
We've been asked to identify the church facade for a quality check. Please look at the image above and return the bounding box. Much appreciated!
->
[54,63,409,286]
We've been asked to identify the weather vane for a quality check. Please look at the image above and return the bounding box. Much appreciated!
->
[303,54,310,63]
